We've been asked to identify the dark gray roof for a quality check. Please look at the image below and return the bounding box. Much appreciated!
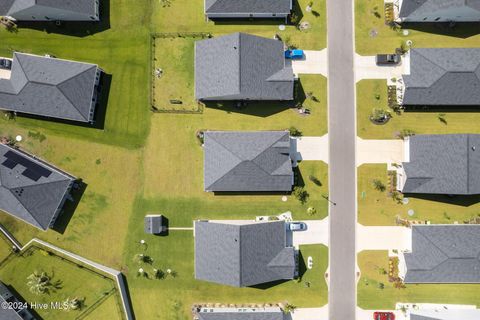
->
[404,225,480,283]
[194,220,295,287]
[399,0,480,18]
[402,134,480,195]
[0,52,100,123]
[144,215,164,234]
[0,144,76,230]
[204,131,293,192]
[0,0,97,18]
[0,281,36,320]
[195,33,294,101]
[198,310,285,320]
[403,48,480,106]
[410,310,480,320]
[205,0,292,14]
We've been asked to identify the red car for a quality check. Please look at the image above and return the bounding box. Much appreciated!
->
[373,312,395,320]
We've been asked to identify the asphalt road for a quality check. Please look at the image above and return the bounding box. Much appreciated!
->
[326,0,357,318]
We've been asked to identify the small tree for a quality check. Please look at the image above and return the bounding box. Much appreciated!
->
[289,126,302,137]
[370,108,390,123]
[398,129,415,139]
[307,207,317,216]
[63,297,85,311]
[293,186,309,204]
[372,179,386,192]
[133,253,153,265]
[283,303,298,314]
[27,271,60,295]
[153,268,165,280]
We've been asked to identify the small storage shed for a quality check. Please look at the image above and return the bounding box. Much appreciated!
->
[144,215,165,234]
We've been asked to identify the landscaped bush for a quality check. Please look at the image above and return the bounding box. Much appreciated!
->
[289,126,303,137]
[293,186,309,204]
[369,108,391,124]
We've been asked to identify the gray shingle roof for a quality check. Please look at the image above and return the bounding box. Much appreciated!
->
[0,0,97,18]
[399,0,480,19]
[0,52,100,123]
[204,131,293,192]
[144,215,164,234]
[0,281,34,320]
[194,220,296,287]
[404,225,480,283]
[402,48,480,106]
[195,33,294,101]
[402,134,480,195]
[410,310,480,320]
[198,310,285,320]
[0,144,76,230]
[205,0,292,14]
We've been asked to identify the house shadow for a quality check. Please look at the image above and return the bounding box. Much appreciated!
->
[204,79,306,117]
[213,191,291,196]
[159,216,169,237]
[119,273,136,320]
[14,73,111,130]
[404,193,480,207]
[297,250,307,278]
[52,180,87,234]
[15,0,110,37]
[249,279,289,290]
[5,284,44,320]
[294,166,305,188]
[403,105,480,113]
[401,22,480,39]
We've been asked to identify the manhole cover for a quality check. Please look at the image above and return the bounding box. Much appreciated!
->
[408,209,415,216]
[403,29,409,36]
[279,24,286,31]
[282,196,288,202]
[402,197,409,205]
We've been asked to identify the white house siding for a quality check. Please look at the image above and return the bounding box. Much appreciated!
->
[10,5,99,21]
[401,6,480,22]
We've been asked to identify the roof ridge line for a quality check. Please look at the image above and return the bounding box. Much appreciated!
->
[416,49,448,74]
[204,134,242,189]
[415,227,450,263]
[251,133,289,174]
[467,135,470,194]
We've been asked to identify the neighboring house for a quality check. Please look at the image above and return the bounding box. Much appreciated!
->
[410,309,480,320]
[194,220,297,287]
[203,131,293,192]
[0,281,37,320]
[195,33,294,101]
[395,0,480,22]
[397,134,480,195]
[196,307,287,320]
[0,144,77,231]
[0,0,99,22]
[204,0,292,20]
[399,48,480,108]
[0,52,102,123]
[399,225,480,283]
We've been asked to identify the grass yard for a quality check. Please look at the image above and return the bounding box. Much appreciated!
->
[152,0,326,50]
[358,164,480,225]
[0,245,121,320]
[355,0,480,55]
[357,80,480,139]
[358,251,480,309]
[0,234,13,263]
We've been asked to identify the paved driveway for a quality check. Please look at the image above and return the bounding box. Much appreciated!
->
[291,49,328,77]
[292,135,329,163]
[357,308,403,320]
[357,138,404,166]
[291,306,329,320]
[354,54,406,82]
[292,218,329,247]
[357,225,412,252]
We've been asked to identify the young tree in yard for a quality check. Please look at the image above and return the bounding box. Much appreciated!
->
[283,303,298,314]
[372,179,386,192]
[27,271,60,295]
[289,126,302,137]
[293,186,309,204]
[133,253,153,265]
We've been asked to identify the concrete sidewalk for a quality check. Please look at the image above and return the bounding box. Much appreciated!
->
[291,49,328,77]
[357,138,404,167]
[292,218,329,247]
[357,225,412,252]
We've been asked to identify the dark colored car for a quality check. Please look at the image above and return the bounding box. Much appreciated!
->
[376,54,401,65]
[0,59,12,69]
[373,311,395,320]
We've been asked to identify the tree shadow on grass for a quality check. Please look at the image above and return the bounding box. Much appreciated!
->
[15,0,110,37]
[52,180,87,234]
[401,22,480,39]
[204,79,306,117]
[404,193,480,207]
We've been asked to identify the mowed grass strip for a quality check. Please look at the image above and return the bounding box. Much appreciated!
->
[358,250,480,309]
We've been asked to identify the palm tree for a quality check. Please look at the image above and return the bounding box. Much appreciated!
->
[283,303,297,314]
[64,297,85,311]
[27,271,52,295]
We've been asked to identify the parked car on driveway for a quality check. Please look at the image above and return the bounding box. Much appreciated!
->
[0,59,12,69]
[373,311,395,320]
[375,54,400,65]
[285,49,304,60]
[288,222,307,231]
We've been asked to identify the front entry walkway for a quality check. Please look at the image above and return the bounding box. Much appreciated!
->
[291,49,328,77]
[356,138,404,167]
[357,225,412,252]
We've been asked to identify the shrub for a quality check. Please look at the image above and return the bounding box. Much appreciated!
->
[289,126,302,137]
[370,108,391,123]
[398,129,415,139]
[293,186,309,204]
[307,207,317,216]
[372,179,386,192]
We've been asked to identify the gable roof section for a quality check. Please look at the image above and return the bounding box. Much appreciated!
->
[0,52,99,123]
[410,309,480,320]
[0,144,76,230]
[204,131,293,192]
[402,134,480,194]
[2,0,97,18]
[205,0,291,14]
[194,220,295,287]
[195,33,294,100]
[399,0,480,18]
[198,310,285,320]
[402,48,480,106]
[404,225,480,283]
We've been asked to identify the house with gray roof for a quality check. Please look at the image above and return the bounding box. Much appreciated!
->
[195,33,294,101]
[0,281,37,320]
[400,48,480,107]
[410,309,480,320]
[396,0,480,22]
[0,144,77,231]
[401,225,480,283]
[205,0,292,20]
[196,307,286,320]
[194,220,297,287]
[204,131,293,192]
[0,52,102,123]
[397,134,480,195]
[0,0,99,22]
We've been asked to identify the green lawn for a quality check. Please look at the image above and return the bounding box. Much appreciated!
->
[355,0,480,55]
[357,80,480,139]
[0,245,121,320]
[0,234,13,263]
[358,164,480,225]
[358,251,480,309]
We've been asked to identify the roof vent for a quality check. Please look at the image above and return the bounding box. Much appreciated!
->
[472,146,476,151]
